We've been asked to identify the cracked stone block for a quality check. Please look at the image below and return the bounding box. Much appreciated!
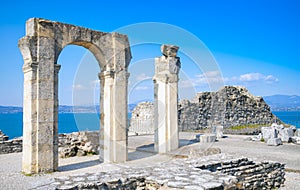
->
[200,134,216,143]
[261,127,277,142]
[278,127,294,142]
[267,138,282,146]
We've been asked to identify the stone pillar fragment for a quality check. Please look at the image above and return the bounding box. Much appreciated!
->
[153,45,181,153]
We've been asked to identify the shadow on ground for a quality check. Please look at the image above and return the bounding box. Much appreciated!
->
[59,159,100,172]
[128,138,199,161]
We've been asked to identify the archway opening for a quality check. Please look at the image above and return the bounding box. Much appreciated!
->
[56,44,101,171]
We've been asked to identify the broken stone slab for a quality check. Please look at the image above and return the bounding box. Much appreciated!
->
[271,123,284,131]
[295,129,300,137]
[278,127,294,142]
[200,134,216,143]
[267,138,282,146]
[261,126,277,142]
[291,136,300,145]
[290,125,297,132]
[212,125,224,138]
[161,44,179,57]
[248,133,262,141]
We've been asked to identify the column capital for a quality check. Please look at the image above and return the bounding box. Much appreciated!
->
[98,70,115,80]
[153,73,179,83]
[54,64,61,74]
[22,62,38,73]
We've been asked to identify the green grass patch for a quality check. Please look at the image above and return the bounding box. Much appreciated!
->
[229,124,270,130]
[21,172,33,176]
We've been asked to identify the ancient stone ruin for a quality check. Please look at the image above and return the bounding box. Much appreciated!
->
[178,86,279,131]
[19,18,131,174]
[19,18,181,174]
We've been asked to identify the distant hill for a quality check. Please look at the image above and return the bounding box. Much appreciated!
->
[1,95,299,113]
[0,105,137,114]
[264,95,300,111]
[0,106,23,113]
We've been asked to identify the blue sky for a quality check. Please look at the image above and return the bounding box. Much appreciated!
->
[0,0,299,106]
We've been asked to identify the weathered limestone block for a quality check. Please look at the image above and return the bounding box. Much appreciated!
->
[200,134,216,143]
[267,138,282,146]
[161,44,179,57]
[295,129,300,137]
[291,136,300,145]
[212,125,224,138]
[272,123,284,131]
[261,126,277,142]
[278,127,294,142]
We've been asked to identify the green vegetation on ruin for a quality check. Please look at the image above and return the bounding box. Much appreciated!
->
[229,124,270,131]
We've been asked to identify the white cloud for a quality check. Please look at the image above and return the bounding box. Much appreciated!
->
[185,72,279,89]
[193,70,225,86]
[136,73,151,81]
[179,80,194,88]
[135,86,151,90]
[239,73,279,83]
[265,75,279,83]
[72,84,85,90]
[91,80,99,85]
[239,73,264,82]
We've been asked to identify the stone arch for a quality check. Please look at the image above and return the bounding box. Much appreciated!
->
[19,18,131,174]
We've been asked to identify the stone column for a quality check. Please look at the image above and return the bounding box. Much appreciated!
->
[99,67,114,162]
[21,36,58,173]
[22,61,38,174]
[35,36,57,173]
[99,66,129,163]
[153,45,181,153]
[53,64,61,171]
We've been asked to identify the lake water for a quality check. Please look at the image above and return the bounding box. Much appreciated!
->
[0,111,299,139]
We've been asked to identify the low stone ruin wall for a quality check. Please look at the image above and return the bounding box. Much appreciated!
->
[34,154,285,190]
[0,138,22,154]
[0,130,22,154]
[59,131,99,158]
[0,131,100,157]
[197,158,285,189]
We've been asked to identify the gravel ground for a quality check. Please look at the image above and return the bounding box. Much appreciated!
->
[0,133,299,189]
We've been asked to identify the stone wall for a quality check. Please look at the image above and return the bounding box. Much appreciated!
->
[59,131,99,158]
[0,131,22,154]
[0,137,22,154]
[129,102,154,135]
[179,86,279,130]
[197,157,285,189]
[0,131,100,157]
